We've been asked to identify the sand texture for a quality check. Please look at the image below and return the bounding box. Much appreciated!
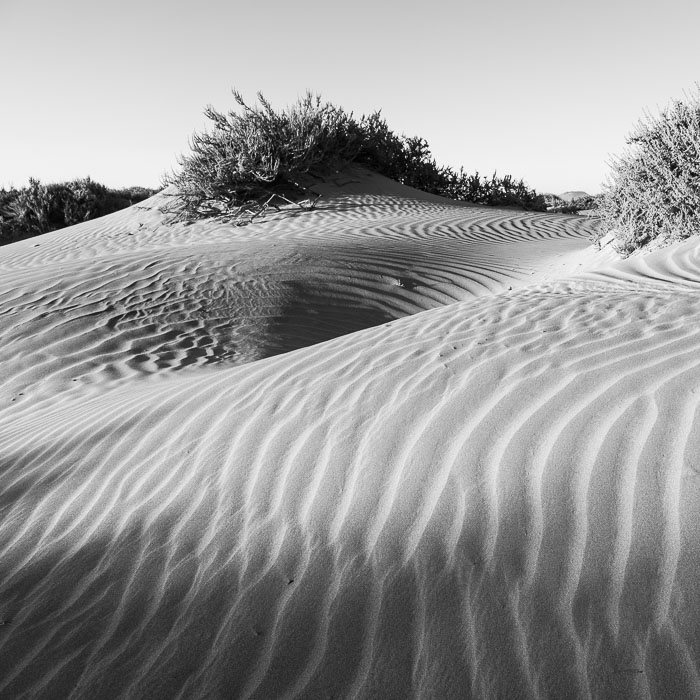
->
[1,169,700,698]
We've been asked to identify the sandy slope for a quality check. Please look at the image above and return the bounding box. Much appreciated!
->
[1,170,700,698]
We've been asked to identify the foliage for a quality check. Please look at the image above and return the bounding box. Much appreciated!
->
[598,86,700,254]
[163,91,546,224]
[547,194,600,214]
[0,178,158,245]
[163,92,363,222]
[442,169,546,210]
[543,193,564,209]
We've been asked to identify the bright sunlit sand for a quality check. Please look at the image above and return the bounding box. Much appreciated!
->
[2,169,700,697]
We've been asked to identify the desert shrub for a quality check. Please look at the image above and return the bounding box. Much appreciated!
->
[0,188,20,242]
[163,91,365,222]
[548,194,600,214]
[440,169,545,210]
[4,179,53,236]
[352,113,451,193]
[1,179,78,238]
[598,86,700,254]
[0,178,158,245]
[543,193,565,209]
[61,179,103,225]
[164,90,546,224]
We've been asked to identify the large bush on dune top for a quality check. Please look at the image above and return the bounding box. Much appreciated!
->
[163,91,449,221]
[164,91,364,221]
[599,87,700,255]
[164,91,546,223]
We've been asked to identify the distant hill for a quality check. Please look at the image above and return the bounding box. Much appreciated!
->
[558,191,590,202]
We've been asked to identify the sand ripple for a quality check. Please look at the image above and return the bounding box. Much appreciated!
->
[1,178,699,698]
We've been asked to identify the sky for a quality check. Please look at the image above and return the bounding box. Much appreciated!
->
[2,0,700,195]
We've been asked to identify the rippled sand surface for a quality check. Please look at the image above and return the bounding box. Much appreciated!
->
[2,169,699,698]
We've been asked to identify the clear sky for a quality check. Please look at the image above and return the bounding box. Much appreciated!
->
[2,0,699,194]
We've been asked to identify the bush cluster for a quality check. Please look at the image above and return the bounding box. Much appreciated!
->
[598,86,700,254]
[546,194,600,214]
[163,91,546,223]
[0,178,157,245]
[440,169,546,210]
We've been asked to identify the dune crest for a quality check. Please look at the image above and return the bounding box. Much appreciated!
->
[1,173,699,698]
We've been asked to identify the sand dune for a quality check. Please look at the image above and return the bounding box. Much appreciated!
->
[0,174,601,410]
[1,170,699,698]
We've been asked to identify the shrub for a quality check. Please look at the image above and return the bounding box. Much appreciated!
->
[352,113,452,193]
[547,194,600,214]
[0,178,158,245]
[598,86,700,254]
[163,90,546,224]
[442,170,546,210]
[163,91,365,222]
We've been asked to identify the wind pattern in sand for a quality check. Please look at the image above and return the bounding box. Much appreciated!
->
[1,173,700,698]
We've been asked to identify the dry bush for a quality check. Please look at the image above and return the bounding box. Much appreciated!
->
[0,178,158,245]
[163,90,547,224]
[163,92,363,223]
[598,86,700,254]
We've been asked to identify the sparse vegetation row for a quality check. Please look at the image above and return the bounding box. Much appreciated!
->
[0,178,158,245]
[163,91,547,224]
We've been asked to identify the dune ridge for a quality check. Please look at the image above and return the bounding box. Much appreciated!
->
[0,180,600,411]
[1,173,700,698]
